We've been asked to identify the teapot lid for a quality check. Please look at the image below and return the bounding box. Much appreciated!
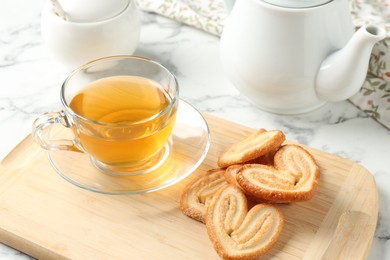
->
[262,0,332,8]
[56,0,129,22]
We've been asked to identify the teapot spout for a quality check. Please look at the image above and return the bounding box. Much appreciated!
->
[315,25,387,101]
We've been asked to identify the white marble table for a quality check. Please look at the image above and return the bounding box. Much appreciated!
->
[1,0,389,259]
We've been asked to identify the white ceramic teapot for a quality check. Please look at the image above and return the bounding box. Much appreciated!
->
[41,0,140,69]
[221,0,387,114]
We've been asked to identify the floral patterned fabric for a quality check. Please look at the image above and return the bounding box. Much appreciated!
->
[349,0,390,129]
[135,0,390,129]
[135,0,226,36]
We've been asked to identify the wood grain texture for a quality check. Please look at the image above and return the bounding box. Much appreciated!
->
[0,114,378,259]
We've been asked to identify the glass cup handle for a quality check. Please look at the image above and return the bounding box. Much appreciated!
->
[32,111,80,152]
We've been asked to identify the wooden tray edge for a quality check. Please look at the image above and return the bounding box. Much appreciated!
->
[304,163,378,259]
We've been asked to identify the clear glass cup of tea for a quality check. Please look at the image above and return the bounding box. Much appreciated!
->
[32,56,179,176]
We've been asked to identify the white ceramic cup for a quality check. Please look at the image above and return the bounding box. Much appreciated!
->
[41,0,140,69]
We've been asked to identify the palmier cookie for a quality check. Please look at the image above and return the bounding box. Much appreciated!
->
[224,164,242,187]
[205,185,284,260]
[180,168,227,223]
[237,144,320,203]
[224,151,276,186]
[225,164,268,206]
[217,129,285,168]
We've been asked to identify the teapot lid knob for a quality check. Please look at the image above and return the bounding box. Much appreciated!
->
[262,0,332,8]
[52,0,130,22]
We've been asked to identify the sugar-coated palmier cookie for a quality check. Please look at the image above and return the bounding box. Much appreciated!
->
[205,185,284,260]
[180,168,227,223]
[225,164,265,207]
[237,144,320,203]
[224,151,276,187]
[217,129,285,168]
[224,164,242,187]
[251,148,275,165]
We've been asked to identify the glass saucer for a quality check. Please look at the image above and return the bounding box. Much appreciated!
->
[46,100,210,195]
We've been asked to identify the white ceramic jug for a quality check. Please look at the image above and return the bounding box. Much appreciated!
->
[41,0,140,69]
[221,0,387,114]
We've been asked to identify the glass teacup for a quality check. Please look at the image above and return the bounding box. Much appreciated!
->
[32,56,179,176]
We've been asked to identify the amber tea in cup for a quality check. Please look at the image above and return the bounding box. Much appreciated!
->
[69,75,175,165]
[32,56,179,175]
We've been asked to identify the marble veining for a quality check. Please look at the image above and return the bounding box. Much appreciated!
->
[0,0,390,259]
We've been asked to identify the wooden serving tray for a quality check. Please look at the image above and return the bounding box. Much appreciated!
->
[0,114,377,259]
